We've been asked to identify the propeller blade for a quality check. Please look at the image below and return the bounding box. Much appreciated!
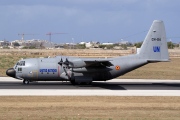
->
[58,58,74,68]
[58,58,63,65]
[63,58,69,65]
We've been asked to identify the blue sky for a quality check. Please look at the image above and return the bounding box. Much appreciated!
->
[0,0,180,43]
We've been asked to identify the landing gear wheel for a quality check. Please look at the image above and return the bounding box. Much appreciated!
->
[80,82,92,85]
[70,80,76,85]
[23,79,29,85]
[87,81,92,85]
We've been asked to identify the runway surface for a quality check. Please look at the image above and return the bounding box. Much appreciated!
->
[0,77,180,96]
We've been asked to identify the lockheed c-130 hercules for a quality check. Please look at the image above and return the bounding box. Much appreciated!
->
[6,20,169,85]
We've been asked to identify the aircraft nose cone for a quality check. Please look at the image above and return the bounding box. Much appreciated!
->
[6,68,16,78]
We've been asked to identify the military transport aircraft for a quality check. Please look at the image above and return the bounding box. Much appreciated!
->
[6,20,169,85]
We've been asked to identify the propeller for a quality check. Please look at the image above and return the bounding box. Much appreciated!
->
[63,58,70,66]
[58,58,73,67]
[58,58,63,66]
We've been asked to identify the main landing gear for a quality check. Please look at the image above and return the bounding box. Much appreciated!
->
[70,79,92,85]
[70,79,76,85]
[23,79,30,85]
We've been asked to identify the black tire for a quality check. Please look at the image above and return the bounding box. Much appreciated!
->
[80,82,92,85]
[87,81,92,85]
[70,80,76,85]
[23,79,29,85]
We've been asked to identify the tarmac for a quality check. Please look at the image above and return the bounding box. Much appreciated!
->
[0,77,180,96]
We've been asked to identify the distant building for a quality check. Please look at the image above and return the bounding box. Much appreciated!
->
[11,39,53,49]
[85,41,100,48]
[102,42,114,45]
[119,41,131,45]
[85,42,91,48]
[0,40,10,46]
[11,40,24,46]
[79,42,86,45]
[55,44,64,49]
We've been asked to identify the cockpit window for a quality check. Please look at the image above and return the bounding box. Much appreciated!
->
[17,61,25,66]
[15,61,25,69]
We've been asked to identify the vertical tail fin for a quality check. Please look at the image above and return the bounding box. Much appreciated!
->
[139,20,169,61]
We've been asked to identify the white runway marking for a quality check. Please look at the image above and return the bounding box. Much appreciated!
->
[0,90,180,96]
[0,77,180,96]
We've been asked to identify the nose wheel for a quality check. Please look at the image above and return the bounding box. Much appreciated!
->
[23,79,30,85]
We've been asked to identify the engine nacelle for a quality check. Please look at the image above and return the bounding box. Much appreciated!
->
[69,59,86,68]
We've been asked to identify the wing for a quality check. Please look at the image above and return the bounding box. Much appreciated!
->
[58,57,113,68]
[83,59,113,67]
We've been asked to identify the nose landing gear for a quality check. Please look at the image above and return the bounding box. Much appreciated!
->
[23,79,30,85]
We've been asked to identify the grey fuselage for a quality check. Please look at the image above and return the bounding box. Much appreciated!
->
[13,54,147,82]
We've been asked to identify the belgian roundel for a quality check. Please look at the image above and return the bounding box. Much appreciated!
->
[115,66,120,70]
